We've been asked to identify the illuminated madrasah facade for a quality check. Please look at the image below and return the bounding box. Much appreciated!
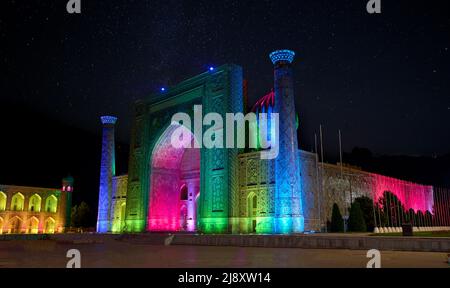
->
[97,50,435,235]
[0,177,73,234]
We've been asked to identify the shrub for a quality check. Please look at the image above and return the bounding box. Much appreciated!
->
[348,202,367,232]
[354,196,374,232]
[330,203,344,232]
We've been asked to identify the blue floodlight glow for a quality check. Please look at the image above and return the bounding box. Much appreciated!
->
[209,67,214,71]
[100,116,118,125]
[160,87,166,92]
[269,50,295,65]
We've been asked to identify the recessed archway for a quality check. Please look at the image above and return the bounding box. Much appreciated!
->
[11,193,24,211]
[45,195,58,213]
[9,216,23,234]
[147,124,200,232]
[27,216,39,234]
[29,194,42,212]
[120,202,126,232]
[247,192,258,233]
[44,217,56,234]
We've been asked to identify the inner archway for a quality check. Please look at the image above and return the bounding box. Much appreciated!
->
[147,124,200,232]
[247,193,258,233]
[29,194,42,212]
[11,193,24,211]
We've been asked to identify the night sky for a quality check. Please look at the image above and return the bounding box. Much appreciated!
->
[1,1,450,213]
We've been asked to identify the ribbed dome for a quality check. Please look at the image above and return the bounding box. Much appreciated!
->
[251,90,274,113]
[251,90,299,130]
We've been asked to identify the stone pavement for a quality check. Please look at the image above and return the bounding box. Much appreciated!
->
[0,238,448,268]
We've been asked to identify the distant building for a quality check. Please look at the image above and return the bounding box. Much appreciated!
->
[0,177,73,234]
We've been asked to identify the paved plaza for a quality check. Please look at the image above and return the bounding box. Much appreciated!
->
[0,238,448,268]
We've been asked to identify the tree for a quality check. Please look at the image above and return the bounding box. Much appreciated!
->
[424,211,433,227]
[416,210,425,227]
[376,191,406,227]
[354,196,374,232]
[70,201,91,229]
[408,208,417,226]
[348,202,367,232]
[330,203,344,232]
[77,201,91,228]
[70,205,79,227]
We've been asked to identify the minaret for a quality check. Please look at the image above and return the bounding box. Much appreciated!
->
[97,116,117,233]
[61,176,74,232]
[270,50,304,233]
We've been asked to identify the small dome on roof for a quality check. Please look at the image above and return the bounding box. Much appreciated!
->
[251,90,274,113]
[251,90,299,130]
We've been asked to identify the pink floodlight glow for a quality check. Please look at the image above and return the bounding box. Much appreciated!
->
[251,90,275,112]
[147,124,200,232]
[372,173,433,212]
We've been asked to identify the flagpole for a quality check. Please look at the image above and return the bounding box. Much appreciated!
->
[319,125,325,231]
[339,129,343,177]
[314,133,321,231]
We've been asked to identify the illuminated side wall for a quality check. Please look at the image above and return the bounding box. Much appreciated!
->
[238,152,275,234]
[372,174,433,212]
[298,150,321,231]
[320,163,435,224]
[238,150,435,233]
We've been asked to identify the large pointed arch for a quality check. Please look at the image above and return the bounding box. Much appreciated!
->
[147,124,200,232]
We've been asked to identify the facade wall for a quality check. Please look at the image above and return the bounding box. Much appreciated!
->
[237,152,275,234]
[123,64,243,234]
[101,58,435,234]
[0,185,71,234]
[110,175,128,233]
[109,149,434,234]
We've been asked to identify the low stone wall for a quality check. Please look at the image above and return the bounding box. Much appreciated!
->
[171,234,450,252]
[1,233,449,252]
[48,233,120,244]
[0,234,50,241]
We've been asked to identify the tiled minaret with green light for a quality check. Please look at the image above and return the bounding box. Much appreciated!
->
[270,50,304,233]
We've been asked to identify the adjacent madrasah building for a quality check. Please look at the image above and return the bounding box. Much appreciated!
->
[97,50,435,234]
[0,177,73,234]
